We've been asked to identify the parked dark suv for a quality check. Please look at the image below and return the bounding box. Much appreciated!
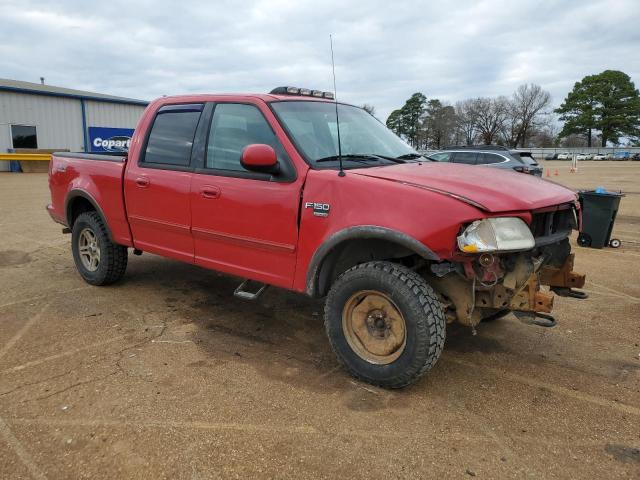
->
[427,145,543,177]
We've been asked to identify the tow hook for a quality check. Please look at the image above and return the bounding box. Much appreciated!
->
[514,311,557,328]
[540,253,587,299]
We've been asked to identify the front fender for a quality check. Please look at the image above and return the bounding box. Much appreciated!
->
[305,225,439,296]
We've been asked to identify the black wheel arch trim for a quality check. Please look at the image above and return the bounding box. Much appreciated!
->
[64,189,115,242]
[306,225,440,297]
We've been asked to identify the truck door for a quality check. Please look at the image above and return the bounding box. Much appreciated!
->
[124,104,204,263]
[190,102,301,288]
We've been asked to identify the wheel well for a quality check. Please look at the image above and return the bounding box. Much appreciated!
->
[314,238,425,297]
[67,196,96,227]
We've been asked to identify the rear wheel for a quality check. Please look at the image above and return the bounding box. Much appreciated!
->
[324,261,446,389]
[71,212,128,285]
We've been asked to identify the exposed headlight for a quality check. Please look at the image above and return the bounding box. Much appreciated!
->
[457,217,535,253]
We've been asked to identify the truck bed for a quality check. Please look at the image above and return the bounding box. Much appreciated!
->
[48,151,133,246]
[54,151,127,163]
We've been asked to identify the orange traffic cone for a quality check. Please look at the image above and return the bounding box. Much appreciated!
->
[554,169,558,176]
[546,168,550,177]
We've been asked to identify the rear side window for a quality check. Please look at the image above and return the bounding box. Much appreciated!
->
[452,152,477,164]
[517,153,537,165]
[206,103,284,171]
[478,153,505,164]
[143,107,202,166]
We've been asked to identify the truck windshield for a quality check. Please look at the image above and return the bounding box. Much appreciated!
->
[271,101,420,168]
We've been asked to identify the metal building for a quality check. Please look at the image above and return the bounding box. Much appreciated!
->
[0,78,148,171]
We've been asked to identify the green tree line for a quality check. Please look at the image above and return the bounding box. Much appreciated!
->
[384,70,640,149]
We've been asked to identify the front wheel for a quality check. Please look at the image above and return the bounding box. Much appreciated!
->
[324,261,446,389]
[71,212,128,285]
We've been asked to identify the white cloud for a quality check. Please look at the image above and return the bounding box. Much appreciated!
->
[0,0,638,120]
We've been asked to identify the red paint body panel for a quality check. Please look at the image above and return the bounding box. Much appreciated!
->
[48,156,133,246]
[190,173,301,288]
[123,166,194,263]
[355,163,576,213]
[47,93,579,296]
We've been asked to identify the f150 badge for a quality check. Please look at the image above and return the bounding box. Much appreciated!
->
[305,202,330,217]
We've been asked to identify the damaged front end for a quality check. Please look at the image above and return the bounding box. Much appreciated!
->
[424,205,586,328]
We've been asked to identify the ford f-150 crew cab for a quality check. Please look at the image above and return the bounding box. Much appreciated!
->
[48,86,587,388]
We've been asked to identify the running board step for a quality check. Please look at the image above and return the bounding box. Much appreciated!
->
[234,280,268,301]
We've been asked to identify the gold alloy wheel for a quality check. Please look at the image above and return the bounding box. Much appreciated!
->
[342,290,407,364]
[78,227,100,272]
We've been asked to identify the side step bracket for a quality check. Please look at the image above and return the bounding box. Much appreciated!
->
[234,280,268,301]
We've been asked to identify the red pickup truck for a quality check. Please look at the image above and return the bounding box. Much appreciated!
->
[48,87,586,388]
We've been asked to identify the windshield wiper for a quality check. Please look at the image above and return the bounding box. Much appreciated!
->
[395,153,424,160]
[316,154,386,163]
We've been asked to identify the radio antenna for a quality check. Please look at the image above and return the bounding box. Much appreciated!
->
[330,34,345,177]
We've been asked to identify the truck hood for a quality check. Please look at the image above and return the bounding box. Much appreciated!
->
[353,163,576,212]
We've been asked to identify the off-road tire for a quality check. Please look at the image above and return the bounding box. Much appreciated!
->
[71,212,128,285]
[324,261,446,389]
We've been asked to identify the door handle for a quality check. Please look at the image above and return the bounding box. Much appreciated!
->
[200,185,220,199]
[135,177,150,188]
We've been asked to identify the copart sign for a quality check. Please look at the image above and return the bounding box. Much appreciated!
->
[88,127,135,152]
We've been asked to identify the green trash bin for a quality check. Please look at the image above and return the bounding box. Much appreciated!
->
[577,190,624,249]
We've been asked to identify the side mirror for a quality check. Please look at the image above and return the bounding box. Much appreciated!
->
[241,144,279,174]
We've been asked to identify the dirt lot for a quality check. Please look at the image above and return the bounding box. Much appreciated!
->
[1,162,639,479]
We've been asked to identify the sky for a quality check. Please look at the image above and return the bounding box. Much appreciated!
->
[1,0,639,121]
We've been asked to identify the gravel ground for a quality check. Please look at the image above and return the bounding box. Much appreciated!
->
[0,162,639,479]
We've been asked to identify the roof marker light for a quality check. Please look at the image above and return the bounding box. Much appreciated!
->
[311,90,323,97]
[299,88,312,96]
[323,91,335,100]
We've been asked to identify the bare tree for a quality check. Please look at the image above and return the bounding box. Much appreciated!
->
[561,133,588,148]
[470,97,509,145]
[510,83,552,147]
[454,100,477,145]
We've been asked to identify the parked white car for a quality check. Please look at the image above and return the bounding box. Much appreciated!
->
[593,153,607,160]
[575,153,589,160]
[557,152,572,160]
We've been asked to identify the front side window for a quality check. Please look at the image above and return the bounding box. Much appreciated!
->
[143,107,202,166]
[271,101,418,168]
[429,152,451,162]
[11,125,38,149]
[206,103,285,171]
